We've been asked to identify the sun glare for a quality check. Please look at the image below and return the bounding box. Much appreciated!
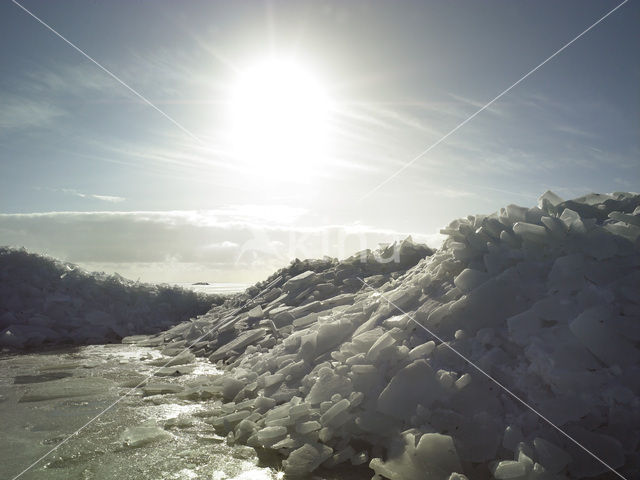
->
[228,58,331,180]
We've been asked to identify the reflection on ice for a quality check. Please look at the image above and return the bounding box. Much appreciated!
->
[120,422,172,448]
[0,344,280,480]
[212,466,280,480]
[140,401,201,422]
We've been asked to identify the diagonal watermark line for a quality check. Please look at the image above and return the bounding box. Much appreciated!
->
[357,277,628,480]
[11,0,207,147]
[9,0,631,477]
[359,0,629,201]
[9,276,282,480]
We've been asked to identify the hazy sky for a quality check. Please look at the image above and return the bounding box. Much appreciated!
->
[1,0,638,282]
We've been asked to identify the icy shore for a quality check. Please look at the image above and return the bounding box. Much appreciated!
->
[122,191,639,479]
[3,190,639,479]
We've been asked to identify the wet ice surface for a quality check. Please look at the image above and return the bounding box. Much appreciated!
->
[0,345,369,480]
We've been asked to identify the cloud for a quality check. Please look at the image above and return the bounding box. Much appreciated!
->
[25,63,121,98]
[553,124,595,138]
[0,210,442,283]
[90,194,125,203]
[447,93,509,118]
[58,189,125,203]
[0,95,64,130]
[35,188,126,203]
[0,61,129,132]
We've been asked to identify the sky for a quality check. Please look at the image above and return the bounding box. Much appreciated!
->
[0,0,638,283]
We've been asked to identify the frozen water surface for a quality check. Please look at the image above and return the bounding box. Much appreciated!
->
[0,345,368,479]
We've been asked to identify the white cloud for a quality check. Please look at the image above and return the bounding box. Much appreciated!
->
[27,63,116,94]
[58,189,125,203]
[0,96,64,130]
[0,210,441,283]
[447,93,509,118]
[90,194,125,203]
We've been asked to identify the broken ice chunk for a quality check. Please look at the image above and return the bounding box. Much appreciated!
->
[154,351,196,366]
[569,306,639,367]
[262,373,284,389]
[254,395,277,413]
[208,328,266,362]
[142,382,185,396]
[538,190,564,209]
[366,329,398,362]
[154,365,195,376]
[320,293,356,309]
[453,268,489,293]
[255,426,287,446]
[19,376,109,402]
[456,412,503,462]
[540,216,567,239]
[351,451,369,466]
[209,410,251,429]
[319,398,350,427]
[351,327,385,353]
[383,313,411,329]
[547,254,586,294]
[370,432,462,480]
[533,437,571,474]
[283,270,318,294]
[283,442,333,476]
[220,377,244,401]
[269,306,295,328]
[315,318,354,356]
[383,285,422,312]
[296,421,321,434]
[408,340,436,360]
[560,208,586,234]
[437,369,457,389]
[502,425,524,452]
[504,204,529,224]
[306,367,353,404]
[531,294,578,323]
[491,460,527,479]
[447,474,469,480]
[377,360,443,420]
[499,230,521,248]
[566,428,625,478]
[247,305,264,320]
[609,210,640,227]
[454,373,471,390]
[507,310,543,346]
[323,445,356,468]
[121,423,171,448]
[512,222,549,244]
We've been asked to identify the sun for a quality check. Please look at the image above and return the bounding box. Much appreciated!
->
[227,58,332,180]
